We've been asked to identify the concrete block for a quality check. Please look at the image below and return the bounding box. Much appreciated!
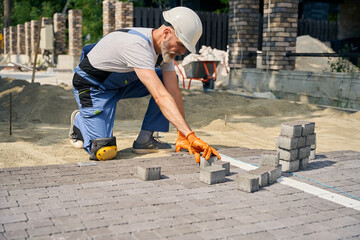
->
[256,166,282,184]
[297,136,306,148]
[310,149,316,160]
[278,148,298,161]
[268,165,282,184]
[200,165,226,185]
[200,156,217,168]
[290,120,315,136]
[137,165,161,181]
[280,122,302,138]
[296,121,315,136]
[299,158,309,170]
[279,159,299,172]
[276,136,298,150]
[212,160,230,176]
[298,146,311,159]
[306,133,316,146]
[237,173,259,193]
[247,168,270,187]
[261,150,279,167]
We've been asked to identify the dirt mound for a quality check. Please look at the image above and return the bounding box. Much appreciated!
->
[182,91,317,127]
[0,78,151,125]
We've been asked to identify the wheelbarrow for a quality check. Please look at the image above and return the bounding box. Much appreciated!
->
[175,60,220,92]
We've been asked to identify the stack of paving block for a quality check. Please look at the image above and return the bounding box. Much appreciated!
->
[276,121,316,172]
[199,156,230,185]
[237,151,282,193]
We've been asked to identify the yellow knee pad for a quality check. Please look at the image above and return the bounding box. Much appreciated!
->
[96,146,117,161]
[89,137,117,161]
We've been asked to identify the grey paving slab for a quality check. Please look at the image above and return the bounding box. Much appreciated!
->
[0,148,359,239]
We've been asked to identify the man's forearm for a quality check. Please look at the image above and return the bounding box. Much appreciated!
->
[155,91,192,136]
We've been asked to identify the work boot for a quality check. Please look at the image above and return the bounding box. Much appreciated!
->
[133,134,174,153]
[69,110,83,149]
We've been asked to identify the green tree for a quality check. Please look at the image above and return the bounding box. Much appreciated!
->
[10,0,67,25]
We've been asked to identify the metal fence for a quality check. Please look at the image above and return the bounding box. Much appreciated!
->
[133,7,228,57]
[297,19,338,42]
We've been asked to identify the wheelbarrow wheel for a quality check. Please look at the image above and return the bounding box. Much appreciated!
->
[203,79,215,92]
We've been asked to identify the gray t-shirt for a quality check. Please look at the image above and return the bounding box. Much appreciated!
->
[87,28,175,73]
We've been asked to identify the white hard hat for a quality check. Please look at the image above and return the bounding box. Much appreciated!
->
[163,7,203,53]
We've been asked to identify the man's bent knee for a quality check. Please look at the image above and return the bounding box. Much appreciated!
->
[89,137,117,161]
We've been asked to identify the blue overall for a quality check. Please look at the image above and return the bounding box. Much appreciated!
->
[72,29,169,154]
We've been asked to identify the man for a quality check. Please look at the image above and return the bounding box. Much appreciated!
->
[69,6,220,163]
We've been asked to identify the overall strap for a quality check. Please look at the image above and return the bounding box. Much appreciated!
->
[116,29,151,47]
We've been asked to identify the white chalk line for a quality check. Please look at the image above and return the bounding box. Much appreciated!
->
[220,154,360,211]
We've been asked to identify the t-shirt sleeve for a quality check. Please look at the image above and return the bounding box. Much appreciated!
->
[119,41,155,70]
[160,61,175,72]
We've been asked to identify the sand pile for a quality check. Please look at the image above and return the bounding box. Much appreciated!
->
[295,35,334,72]
[295,35,359,72]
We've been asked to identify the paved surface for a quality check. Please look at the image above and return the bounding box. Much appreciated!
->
[1,148,360,240]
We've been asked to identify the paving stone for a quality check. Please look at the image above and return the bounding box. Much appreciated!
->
[27,226,61,237]
[199,156,217,168]
[299,157,309,170]
[84,227,114,239]
[212,160,230,176]
[278,148,298,161]
[279,160,299,172]
[0,213,27,224]
[132,230,160,240]
[247,167,270,187]
[281,122,302,138]
[258,165,282,184]
[276,136,298,150]
[306,133,316,146]
[298,146,311,159]
[27,219,53,229]
[137,165,161,181]
[155,227,180,238]
[199,165,226,185]
[237,173,259,193]
[261,151,279,167]
[3,229,28,239]
[0,200,18,209]
[310,149,316,160]
[51,230,88,240]
[297,136,306,148]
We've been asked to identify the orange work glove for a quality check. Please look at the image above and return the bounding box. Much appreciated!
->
[186,131,221,162]
[175,131,190,152]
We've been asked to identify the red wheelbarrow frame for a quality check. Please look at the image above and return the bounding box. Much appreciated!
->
[175,60,219,90]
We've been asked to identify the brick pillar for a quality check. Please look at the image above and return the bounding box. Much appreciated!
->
[3,28,9,55]
[103,0,115,35]
[31,20,40,56]
[42,17,52,26]
[54,13,66,55]
[68,9,82,56]
[17,24,25,54]
[9,26,17,54]
[262,0,297,70]
[115,1,134,29]
[228,0,259,68]
[25,22,31,56]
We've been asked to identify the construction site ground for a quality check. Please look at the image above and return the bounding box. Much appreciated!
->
[0,148,360,239]
[0,71,360,239]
